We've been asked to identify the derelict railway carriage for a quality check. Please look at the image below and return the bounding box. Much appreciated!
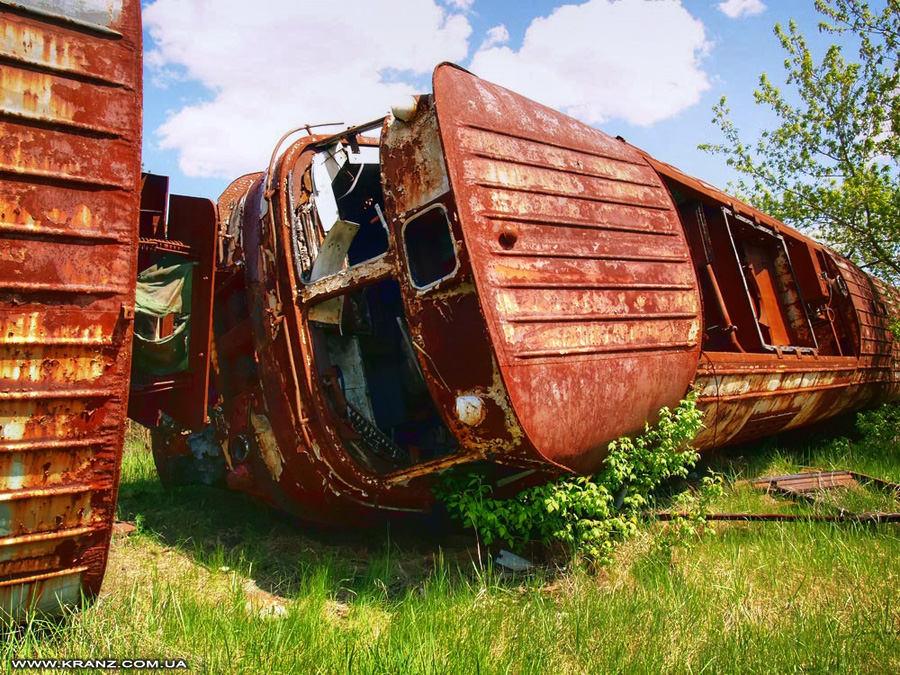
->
[141,63,900,526]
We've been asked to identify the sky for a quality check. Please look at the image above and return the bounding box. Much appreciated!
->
[139,0,858,202]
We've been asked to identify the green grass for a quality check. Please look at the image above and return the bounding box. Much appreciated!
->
[2,418,899,674]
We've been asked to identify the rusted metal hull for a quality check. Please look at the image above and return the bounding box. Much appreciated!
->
[0,0,142,618]
[127,173,217,434]
[146,64,900,525]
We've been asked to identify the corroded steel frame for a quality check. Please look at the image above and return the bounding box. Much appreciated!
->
[644,156,900,450]
[128,174,218,433]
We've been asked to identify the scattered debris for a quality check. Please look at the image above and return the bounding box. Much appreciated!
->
[323,600,352,621]
[254,603,289,620]
[658,469,900,524]
[742,470,900,498]
[496,550,534,572]
[657,512,900,523]
[242,578,288,620]
[112,521,138,538]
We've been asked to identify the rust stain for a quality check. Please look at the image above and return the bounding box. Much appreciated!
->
[0,68,132,135]
[382,100,449,215]
[251,412,285,482]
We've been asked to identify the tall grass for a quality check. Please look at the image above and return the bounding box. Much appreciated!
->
[1,416,898,674]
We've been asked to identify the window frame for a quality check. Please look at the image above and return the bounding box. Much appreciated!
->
[400,203,460,292]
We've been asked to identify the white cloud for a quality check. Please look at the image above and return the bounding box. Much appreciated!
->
[468,0,711,128]
[718,0,766,19]
[481,24,510,50]
[144,0,471,178]
[444,0,474,9]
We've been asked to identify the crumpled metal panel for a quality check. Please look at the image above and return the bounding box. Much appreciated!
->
[0,0,141,619]
[431,64,702,473]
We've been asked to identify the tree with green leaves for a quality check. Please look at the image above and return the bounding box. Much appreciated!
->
[702,0,900,283]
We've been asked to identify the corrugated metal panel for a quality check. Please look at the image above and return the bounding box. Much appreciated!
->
[831,254,895,363]
[0,0,141,619]
[432,64,701,473]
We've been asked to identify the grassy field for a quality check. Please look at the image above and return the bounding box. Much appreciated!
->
[2,418,899,674]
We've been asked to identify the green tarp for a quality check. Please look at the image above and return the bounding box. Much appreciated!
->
[133,261,194,375]
[135,261,193,316]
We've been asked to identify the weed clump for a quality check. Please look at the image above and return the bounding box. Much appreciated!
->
[437,393,705,561]
[856,401,900,443]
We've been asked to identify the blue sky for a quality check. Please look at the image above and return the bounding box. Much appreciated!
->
[140,0,857,202]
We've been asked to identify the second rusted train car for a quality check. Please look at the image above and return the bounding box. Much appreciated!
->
[0,0,143,618]
[143,64,900,525]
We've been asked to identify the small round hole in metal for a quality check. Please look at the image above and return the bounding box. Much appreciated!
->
[498,230,518,250]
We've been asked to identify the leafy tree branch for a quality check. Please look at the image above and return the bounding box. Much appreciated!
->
[701,0,900,283]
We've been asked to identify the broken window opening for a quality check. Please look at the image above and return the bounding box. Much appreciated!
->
[133,257,194,375]
[402,204,459,290]
[308,279,458,474]
[293,142,389,284]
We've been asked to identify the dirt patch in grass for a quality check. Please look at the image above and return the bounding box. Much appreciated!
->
[104,533,293,622]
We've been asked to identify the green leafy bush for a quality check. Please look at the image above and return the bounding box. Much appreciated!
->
[436,393,704,560]
[856,401,900,443]
[664,475,726,543]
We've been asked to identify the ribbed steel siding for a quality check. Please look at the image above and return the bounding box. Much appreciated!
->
[692,356,863,450]
[433,65,701,472]
[831,255,899,385]
[0,0,141,618]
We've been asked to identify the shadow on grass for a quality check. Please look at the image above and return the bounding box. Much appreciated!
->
[114,466,565,604]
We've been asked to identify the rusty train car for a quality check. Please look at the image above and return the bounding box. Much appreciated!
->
[0,0,143,618]
[136,63,900,527]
